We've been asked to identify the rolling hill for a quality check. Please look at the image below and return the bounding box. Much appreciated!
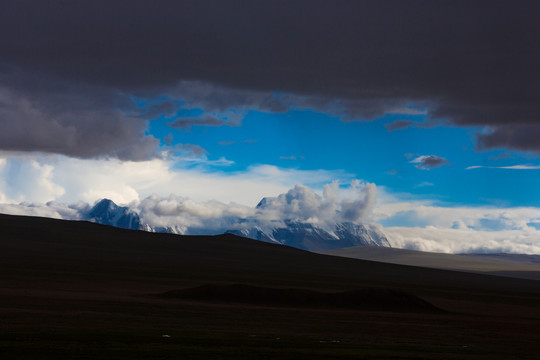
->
[0,213,539,359]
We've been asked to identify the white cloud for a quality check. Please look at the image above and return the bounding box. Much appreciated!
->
[252,181,375,227]
[386,226,540,254]
[138,194,253,231]
[0,180,379,236]
[372,188,540,254]
[137,181,377,233]
[0,201,86,220]
[0,156,65,203]
[0,154,351,206]
[376,199,540,232]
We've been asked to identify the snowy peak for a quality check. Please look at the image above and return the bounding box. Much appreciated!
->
[334,222,390,247]
[86,199,141,230]
[227,221,390,251]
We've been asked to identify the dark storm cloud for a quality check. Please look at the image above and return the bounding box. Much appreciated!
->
[411,155,450,170]
[0,67,158,160]
[1,0,540,156]
[477,125,540,154]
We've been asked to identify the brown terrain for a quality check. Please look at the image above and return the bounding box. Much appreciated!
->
[0,213,539,359]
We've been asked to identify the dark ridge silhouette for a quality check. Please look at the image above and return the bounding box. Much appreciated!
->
[159,284,442,313]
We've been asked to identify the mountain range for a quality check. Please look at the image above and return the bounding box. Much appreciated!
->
[83,198,390,251]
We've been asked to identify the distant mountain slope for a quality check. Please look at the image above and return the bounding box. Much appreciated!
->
[227,221,390,251]
[321,246,540,280]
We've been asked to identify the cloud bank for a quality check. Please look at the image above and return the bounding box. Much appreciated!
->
[386,227,540,255]
[0,153,352,205]
[2,171,540,254]
[375,198,540,254]
[0,181,378,234]
[1,1,540,157]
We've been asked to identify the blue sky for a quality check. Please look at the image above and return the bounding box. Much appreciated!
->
[149,104,539,208]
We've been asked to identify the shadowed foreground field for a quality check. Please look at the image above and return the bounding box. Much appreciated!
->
[0,214,539,359]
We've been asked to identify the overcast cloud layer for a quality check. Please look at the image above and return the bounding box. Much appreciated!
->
[1,1,540,157]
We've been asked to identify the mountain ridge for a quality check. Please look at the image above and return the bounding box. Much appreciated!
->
[84,198,390,252]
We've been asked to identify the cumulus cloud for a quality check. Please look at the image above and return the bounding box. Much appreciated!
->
[253,181,377,230]
[138,194,253,232]
[410,155,450,170]
[141,181,377,234]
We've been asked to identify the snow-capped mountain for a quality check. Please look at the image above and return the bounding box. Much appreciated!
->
[84,199,390,251]
[84,199,141,230]
[140,223,187,235]
[226,220,390,251]
[84,199,186,234]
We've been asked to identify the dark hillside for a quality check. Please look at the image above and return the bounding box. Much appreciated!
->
[1,213,539,359]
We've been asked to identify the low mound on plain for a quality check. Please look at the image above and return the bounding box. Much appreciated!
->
[159,284,442,313]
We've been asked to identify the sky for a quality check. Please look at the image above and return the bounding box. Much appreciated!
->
[1,0,540,254]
